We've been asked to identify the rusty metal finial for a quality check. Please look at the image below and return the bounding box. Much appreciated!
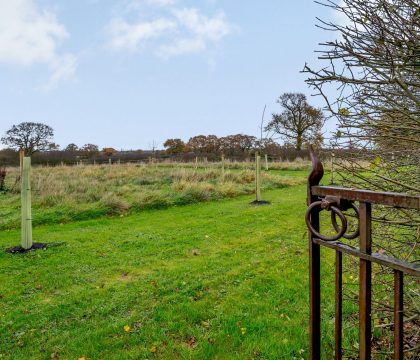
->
[308,145,324,187]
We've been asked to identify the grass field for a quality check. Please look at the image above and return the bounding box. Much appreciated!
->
[1,164,357,359]
[0,162,309,230]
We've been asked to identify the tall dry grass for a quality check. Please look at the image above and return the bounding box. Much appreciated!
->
[0,162,308,229]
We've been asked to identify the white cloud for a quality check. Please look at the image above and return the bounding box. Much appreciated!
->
[142,0,176,7]
[0,0,76,87]
[174,8,232,43]
[124,0,176,12]
[108,4,234,59]
[43,54,78,90]
[158,8,233,57]
[158,37,205,57]
[109,17,176,51]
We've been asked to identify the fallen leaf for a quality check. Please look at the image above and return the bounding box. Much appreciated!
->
[200,320,210,328]
[185,336,197,348]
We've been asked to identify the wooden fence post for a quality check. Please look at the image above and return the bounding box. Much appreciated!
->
[221,154,225,176]
[0,167,6,191]
[21,157,32,250]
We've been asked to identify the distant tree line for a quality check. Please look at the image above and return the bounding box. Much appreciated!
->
[163,134,306,158]
[0,91,325,165]
[163,93,325,155]
[0,134,311,166]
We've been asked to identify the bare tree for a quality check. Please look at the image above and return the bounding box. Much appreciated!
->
[265,93,324,150]
[258,104,268,152]
[187,135,222,155]
[304,0,419,355]
[304,0,419,191]
[48,143,60,151]
[219,134,256,156]
[149,140,158,159]
[1,122,54,156]
[80,144,99,158]
[65,143,79,152]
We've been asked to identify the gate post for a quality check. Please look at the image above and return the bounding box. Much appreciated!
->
[359,202,372,359]
[308,146,324,359]
[304,162,419,358]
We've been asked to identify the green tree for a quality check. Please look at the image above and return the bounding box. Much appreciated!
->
[163,139,186,154]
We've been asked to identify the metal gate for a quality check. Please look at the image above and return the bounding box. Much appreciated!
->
[305,148,420,359]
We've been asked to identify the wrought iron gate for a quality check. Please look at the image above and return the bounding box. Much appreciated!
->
[305,148,420,359]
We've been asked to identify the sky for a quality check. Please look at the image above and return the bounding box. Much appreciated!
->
[0,0,339,150]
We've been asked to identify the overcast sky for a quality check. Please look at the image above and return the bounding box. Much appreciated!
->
[0,0,338,150]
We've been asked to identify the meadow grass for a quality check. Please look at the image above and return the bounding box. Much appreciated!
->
[153,158,312,171]
[0,163,309,230]
[0,184,350,360]
[0,162,365,359]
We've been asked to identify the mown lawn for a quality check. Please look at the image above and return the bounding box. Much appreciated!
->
[0,185,339,359]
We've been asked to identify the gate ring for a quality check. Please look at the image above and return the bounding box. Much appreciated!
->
[305,201,347,241]
[331,202,360,239]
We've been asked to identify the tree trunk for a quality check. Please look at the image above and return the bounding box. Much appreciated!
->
[296,134,303,151]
